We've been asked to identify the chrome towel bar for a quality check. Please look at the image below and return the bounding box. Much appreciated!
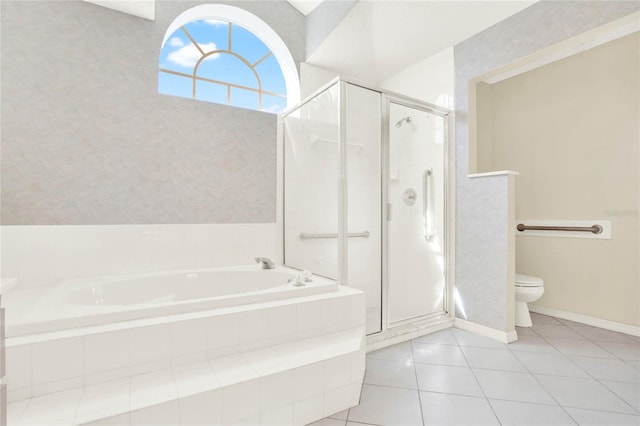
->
[517,223,603,234]
[300,231,370,239]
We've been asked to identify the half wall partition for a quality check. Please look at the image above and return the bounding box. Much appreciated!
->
[282,78,453,341]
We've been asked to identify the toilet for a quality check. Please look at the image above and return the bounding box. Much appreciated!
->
[515,273,544,327]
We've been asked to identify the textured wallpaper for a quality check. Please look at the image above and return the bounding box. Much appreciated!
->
[453,1,640,330]
[1,0,306,225]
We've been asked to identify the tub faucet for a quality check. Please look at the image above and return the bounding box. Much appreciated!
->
[255,257,275,269]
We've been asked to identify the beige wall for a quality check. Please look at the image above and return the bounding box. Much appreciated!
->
[477,33,639,327]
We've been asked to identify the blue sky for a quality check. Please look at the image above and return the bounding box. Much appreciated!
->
[158,19,287,113]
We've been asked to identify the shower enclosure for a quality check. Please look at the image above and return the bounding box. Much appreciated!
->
[282,78,452,339]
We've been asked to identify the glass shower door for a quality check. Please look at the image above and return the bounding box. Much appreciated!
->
[386,100,447,326]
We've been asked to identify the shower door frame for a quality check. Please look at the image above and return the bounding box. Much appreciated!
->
[280,77,456,345]
[379,94,453,337]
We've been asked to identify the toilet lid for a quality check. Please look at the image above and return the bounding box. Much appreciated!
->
[516,273,543,287]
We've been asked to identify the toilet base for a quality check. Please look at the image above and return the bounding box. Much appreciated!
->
[515,300,533,327]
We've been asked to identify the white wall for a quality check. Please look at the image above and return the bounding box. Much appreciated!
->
[301,46,454,109]
[380,47,454,108]
[1,225,279,290]
[299,62,339,99]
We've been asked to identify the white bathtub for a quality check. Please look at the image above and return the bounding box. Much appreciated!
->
[5,265,337,337]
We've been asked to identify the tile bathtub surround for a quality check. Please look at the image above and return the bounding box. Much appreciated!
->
[7,328,365,426]
[0,224,279,289]
[312,313,640,426]
[6,286,366,425]
[5,287,365,404]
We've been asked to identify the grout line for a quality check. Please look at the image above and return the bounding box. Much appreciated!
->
[369,332,638,387]
[361,381,540,404]
[555,402,640,417]
[563,323,639,344]
[22,343,34,426]
[623,359,640,371]
[515,317,640,421]
[591,339,635,360]
[450,330,503,425]
[344,386,351,424]
[9,397,31,426]
[559,404,640,417]
[529,333,589,342]
[360,381,418,392]
[411,340,507,350]
[592,376,640,415]
[504,329,578,425]
[70,383,85,426]
[353,319,638,426]
[410,341,459,347]
[595,381,640,416]
[344,419,384,426]
[485,395,567,408]
[409,340,426,426]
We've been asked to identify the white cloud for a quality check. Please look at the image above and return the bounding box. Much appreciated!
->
[168,37,184,47]
[166,42,220,68]
[262,103,285,114]
[203,19,228,27]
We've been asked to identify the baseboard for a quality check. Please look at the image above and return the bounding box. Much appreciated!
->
[529,305,640,337]
[454,318,518,343]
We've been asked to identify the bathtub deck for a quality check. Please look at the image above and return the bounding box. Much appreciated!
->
[5,285,366,425]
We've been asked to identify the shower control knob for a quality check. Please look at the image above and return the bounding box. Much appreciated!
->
[403,188,417,206]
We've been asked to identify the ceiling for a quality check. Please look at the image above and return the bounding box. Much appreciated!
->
[306,1,536,83]
[287,0,325,15]
[82,0,536,85]
[84,0,324,20]
[83,0,155,20]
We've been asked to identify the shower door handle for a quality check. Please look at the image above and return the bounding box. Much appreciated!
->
[423,168,433,241]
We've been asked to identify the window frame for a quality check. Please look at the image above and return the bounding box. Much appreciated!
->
[159,4,300,112]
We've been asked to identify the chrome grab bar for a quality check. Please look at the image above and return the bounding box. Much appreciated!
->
[423,168,433,240]
[300,231,370,239]
[517,223,603,234]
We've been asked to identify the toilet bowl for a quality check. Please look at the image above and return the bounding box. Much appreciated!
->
[515,273,544,327]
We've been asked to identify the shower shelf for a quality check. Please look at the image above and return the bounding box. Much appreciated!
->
[311,138,363,152]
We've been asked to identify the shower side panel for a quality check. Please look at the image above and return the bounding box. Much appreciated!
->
[345,83,382,335]
[283,83,341,279]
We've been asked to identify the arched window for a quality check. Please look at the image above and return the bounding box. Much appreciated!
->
[158,4,300,114]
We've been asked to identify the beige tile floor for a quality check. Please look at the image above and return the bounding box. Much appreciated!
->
[313,313,640,426]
